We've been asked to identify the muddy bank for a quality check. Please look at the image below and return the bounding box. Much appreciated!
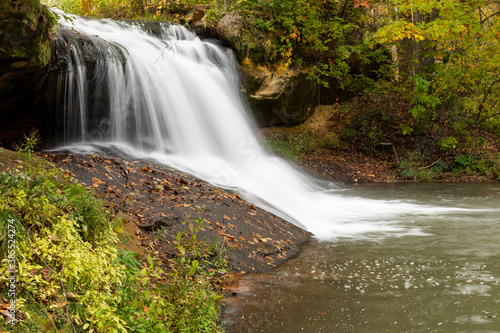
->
[44,152,311,274]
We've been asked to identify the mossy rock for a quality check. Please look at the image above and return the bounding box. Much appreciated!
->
[0,0,53,147]
[0,0,53,103]
[0,0,53,66]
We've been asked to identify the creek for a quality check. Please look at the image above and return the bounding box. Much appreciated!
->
[224,182,500,332]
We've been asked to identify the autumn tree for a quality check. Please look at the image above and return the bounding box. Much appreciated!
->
[373,0,500,141]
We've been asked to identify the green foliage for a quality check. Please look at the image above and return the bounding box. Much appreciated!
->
[43,0,83,15]
[399,150,445,181]
[374,0,500,144]
[264,131,322,160]
[454,154,472,168]
[400,149,500,180]
[409,74,441,120]
[0,137,228,331]
[452,153,500,179]
[162,219,229,332]
[439,136,458,151]
[0,168,126,331]
[203,6,224,26]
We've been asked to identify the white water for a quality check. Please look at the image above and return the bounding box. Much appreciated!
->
[51,11,476,240]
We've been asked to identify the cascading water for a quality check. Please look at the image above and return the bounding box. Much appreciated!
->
[50,10,469,240]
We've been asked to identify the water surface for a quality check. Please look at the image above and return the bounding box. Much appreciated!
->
[225,183,500,332]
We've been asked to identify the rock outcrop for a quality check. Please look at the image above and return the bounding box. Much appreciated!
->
[214,13,318,127]
[0,0,53,148]
[242,61,318,127]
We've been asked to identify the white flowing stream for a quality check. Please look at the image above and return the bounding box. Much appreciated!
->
[51,11,474,240]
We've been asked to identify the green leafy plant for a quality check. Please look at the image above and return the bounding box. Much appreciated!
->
[439,136,458,151]
[0,137,229,332]
[452,153,500,180]
[409,74,441,120]
[264,131,322,160]
[399,149,443,181]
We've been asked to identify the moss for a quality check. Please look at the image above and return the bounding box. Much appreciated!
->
[0,0,53,67]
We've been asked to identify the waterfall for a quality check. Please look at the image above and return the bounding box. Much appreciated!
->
[50,10,462,240]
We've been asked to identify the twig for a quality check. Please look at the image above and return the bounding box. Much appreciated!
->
[416,159,441,171]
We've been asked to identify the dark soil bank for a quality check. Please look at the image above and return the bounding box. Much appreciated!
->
[44,152,311,274]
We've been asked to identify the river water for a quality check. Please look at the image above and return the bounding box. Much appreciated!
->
[224,182,500,332]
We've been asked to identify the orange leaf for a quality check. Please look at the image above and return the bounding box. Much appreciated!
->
[54,301,68,308]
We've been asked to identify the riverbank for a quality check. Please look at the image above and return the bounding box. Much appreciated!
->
[43,151,311,274]
[1,145,230,332]
[261,103,500,184]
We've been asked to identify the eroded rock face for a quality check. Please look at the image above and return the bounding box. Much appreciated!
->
[0,0,53,148]
[215,13,318,127]
[242,62,318,127]
[0,0,52,64]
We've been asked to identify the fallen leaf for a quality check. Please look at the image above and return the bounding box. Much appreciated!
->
[54,301,68,308]
[65,292,77,301]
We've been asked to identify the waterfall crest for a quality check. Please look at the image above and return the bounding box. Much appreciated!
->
[51,10,460,240]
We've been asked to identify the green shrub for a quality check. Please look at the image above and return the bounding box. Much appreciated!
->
[264,131,322,160]
[0,135,228,332]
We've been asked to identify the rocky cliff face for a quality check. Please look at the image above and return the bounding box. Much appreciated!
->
[215,12,318,127]
[0,0,53,148]
[241,61,317,127]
